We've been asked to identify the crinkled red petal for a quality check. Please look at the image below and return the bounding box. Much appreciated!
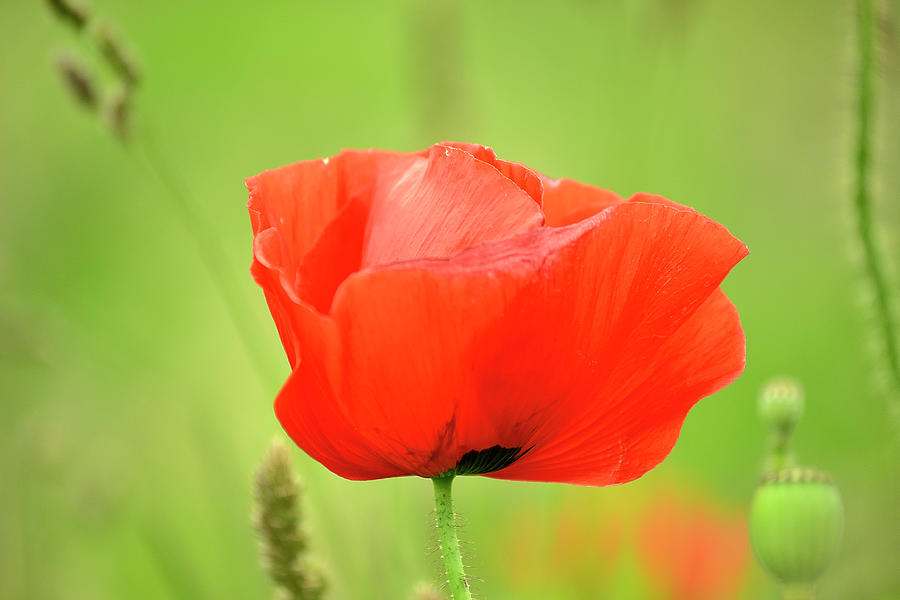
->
[360,144,543,268]
[248,144,544,317]
[440,141,545,206]
[541,177,624,226]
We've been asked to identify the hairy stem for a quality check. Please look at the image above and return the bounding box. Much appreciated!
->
[432,476,472,600]
[852,0,900,419]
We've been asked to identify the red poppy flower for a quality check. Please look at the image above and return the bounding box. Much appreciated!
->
[247,142,747,485]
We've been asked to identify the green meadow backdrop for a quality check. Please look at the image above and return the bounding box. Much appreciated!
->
[1,0,898,598]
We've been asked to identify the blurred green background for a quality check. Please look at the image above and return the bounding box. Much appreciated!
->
[2,0,899,598]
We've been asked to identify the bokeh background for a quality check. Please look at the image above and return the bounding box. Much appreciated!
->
[2,0,899,598]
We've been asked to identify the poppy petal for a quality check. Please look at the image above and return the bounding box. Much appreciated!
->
[541,177,624,226]
[491,287,744,485]
[360,144,544,268]
[274,308,411,480]
[272,201,746,482]
[439,142,545,206]
[247,149,416,366]
[483,203,747,484]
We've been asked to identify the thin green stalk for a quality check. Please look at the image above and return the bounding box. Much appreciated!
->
[766,428,796,473]
[130,134,276,389]
[768,441,790,472]
[44,0,277,390]
[432,475,472,600]
[853,0,900,419]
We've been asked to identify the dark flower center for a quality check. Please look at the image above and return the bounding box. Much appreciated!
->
[446,445,530,476]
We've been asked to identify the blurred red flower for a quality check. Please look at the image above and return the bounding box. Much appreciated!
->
[638,491,750,600]
[550,491,626,577]
[247,142,747,484]
[497,492,625,590]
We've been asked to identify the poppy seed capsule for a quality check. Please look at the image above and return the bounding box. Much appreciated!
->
[759,377,804,433]
[749,468,843,586]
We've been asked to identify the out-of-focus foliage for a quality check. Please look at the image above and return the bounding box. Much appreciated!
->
[1,0,898,599]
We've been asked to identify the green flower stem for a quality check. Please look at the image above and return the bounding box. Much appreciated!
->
[432,475,472,600]
[767,431,794,472]
[853,0,900,420]
[783,585,816,600]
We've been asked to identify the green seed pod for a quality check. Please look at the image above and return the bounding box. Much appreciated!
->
[759,377,804,434]
[749,468,843,587]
